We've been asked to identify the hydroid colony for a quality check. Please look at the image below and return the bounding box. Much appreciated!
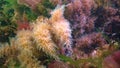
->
[49,5,72,56]
[33,5,72,57]
[33,17,58,59]
[0,5,72,67]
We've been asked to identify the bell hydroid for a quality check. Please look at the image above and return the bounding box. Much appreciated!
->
[32,17,58,59]
[16,29,34,56]
[49,5,72,56]
[18,52,45,68]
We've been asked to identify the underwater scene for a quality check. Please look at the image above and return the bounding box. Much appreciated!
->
[0,0,120,68]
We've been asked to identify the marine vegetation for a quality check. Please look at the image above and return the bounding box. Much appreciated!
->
[0,0,120,68]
